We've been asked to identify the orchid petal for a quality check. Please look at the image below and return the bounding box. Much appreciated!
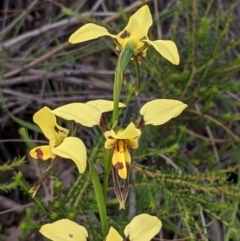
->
[124,214,162,241]
[144,39,180,65]
[52,137,87,173]
[33,107,69,147]
[69,23,117,44]
[40,219,88,241]
[104,122,141,140]
[105,138,117,149]
[52,103,102,127]
[112,143,130,179]
[140,99,187,126]
[118,5,152,40]
[106,227,123,241]
[86,100,125,113]
[126,138,139,149]
[29,145,56,161]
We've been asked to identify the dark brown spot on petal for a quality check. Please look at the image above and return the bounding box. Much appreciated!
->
[69,234,74,238]
[100,116,109,131]
[136,116,145,129]
[114,162,124,171]
[54,125,66,134]
[120,30,130,39]
[35,148,44,160]
[116,140,126,153]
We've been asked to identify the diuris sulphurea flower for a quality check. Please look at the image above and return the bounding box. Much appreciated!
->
[104,99,187,208]
[104,99,187,180]
[29,106,87,173]
[29,106,88,196]
[29,100,122,196]
[69,5,179,65]
[69,5,180,94]
[39,214,161,241]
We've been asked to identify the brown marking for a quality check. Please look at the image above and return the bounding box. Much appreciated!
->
[54,125,66,134]
[114,162,124,171]
[136,116,145,129]
[35,148,44,160]
[116,140,126,153]
[69,234,74,238]
[100,116,109,131]
[120,30,130,39]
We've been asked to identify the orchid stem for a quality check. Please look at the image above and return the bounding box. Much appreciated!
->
[88,159,108,237]
[103,149,111,200]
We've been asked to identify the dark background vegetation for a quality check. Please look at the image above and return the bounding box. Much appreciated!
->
[1,0,240,240]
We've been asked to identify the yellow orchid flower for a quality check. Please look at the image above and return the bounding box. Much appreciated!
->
[29,106,87,174]
[104,99,187,180]
[69,5,179,65]
[104,122,141,179]
[39,214,161,241]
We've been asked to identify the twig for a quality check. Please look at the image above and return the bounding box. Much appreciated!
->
[3,42,70,78]
[0,0,152,53]
[187,109,240,142]
[195,104,220,165]
[0,0,39,36]
[153,0,162,39]
[1,69,116,86]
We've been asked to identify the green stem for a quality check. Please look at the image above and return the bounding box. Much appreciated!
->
[112,59,122,125]
[88,159,108,237]
[103,149,111,200]
[112,48,133,125]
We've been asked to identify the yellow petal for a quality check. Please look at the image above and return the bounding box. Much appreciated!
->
[118,5,152,41]
[69,23,117,44]
[40,219,88,241]
[112,141,131,179]
[119,123,141,139]
[29,145,56,161]
[52,103,102,127]
[33,106,69,147]
[106,227,123,241]
[86,100,125,113]
[124,214,162,241]
[126,138,139,149]
[144,39,180,65]
[105,138,117,149]
[104,122,141,140]
[140,99,187,126]
[52,137,87,173]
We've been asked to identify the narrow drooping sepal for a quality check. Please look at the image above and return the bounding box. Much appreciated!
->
[29,158,59,197]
